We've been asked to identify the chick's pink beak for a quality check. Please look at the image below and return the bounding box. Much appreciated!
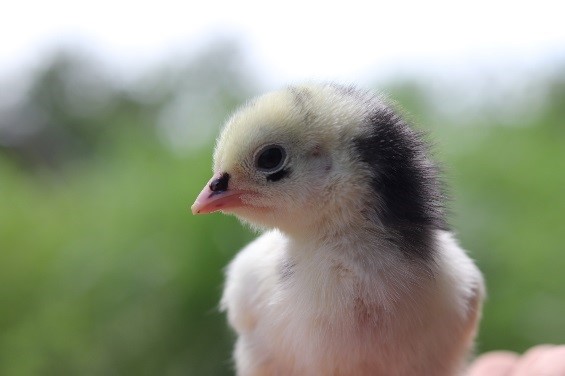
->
[191,173,246,215]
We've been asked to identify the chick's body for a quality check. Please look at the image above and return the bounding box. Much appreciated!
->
[192,84,484,376]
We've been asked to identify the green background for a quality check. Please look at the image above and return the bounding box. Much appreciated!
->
[1,43,564,375]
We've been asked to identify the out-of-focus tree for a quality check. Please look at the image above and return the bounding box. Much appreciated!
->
[541,68,565,130]
[0,39,258,171]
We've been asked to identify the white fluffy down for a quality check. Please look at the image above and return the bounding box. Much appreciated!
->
[221,230,483,376]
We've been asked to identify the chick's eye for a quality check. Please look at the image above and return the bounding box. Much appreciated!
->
[255,145,286,172]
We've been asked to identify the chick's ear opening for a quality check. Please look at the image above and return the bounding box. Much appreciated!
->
[311,145,323,157]
[309,144,333,173]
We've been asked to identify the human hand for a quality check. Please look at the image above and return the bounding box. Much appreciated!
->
[466,345,565,376]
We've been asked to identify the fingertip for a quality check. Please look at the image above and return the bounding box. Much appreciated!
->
[466,351,519,376]
[513,345,565,376]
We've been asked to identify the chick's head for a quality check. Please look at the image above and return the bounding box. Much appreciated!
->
[192,84,374,232]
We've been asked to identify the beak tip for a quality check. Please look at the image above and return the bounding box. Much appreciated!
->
[192,173,245,216]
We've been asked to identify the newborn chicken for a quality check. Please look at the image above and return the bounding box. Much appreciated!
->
[192,84,484,376]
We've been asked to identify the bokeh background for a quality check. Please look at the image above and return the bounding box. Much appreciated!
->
[1,1,564,374]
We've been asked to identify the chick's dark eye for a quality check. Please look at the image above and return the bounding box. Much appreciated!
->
[256,145,286,172]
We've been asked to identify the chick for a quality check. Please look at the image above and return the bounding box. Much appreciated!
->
[192,83,484,376]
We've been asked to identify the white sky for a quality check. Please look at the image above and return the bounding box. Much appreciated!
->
[2,0,565,86]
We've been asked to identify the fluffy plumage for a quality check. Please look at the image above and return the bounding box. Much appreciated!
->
[192,83,484,376]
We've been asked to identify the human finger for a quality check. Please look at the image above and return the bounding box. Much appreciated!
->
[466,351,519,376]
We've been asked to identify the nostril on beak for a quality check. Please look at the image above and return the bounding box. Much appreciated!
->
[210,173,230,193]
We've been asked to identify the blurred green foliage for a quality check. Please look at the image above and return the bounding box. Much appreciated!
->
[0,41,564,375]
